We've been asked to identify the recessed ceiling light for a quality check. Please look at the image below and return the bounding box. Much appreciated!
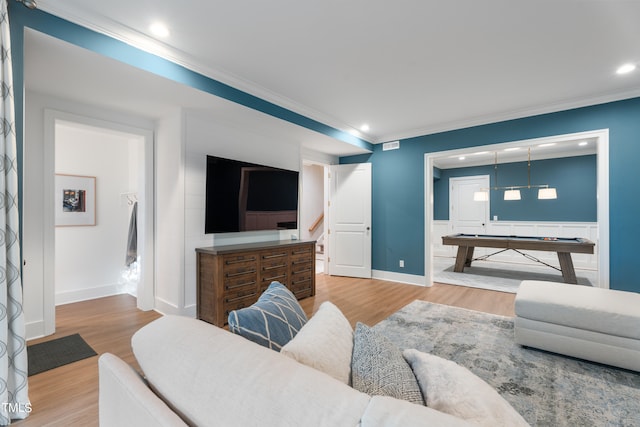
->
[504,147,521,152]
[360,124,370,132]
[538,143,556,148]
[579,141,588,146]
[473,151,490,156]
[616,63,636,75]
[150,22,170,38]
[458,156,466,160]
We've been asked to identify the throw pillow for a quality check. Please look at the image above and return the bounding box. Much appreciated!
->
[403,349,529,427]
[281,301,353,384]
[228,281,308,351]
[351,323,424,405]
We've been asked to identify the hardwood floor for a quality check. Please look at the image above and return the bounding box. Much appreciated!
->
[16,275,514,426]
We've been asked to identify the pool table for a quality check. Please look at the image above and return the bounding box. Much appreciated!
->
[441,233,595,284]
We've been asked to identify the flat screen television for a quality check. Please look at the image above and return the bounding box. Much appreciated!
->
[205,155,299,234]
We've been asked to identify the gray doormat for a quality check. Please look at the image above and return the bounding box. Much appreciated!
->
[28,333,97,376]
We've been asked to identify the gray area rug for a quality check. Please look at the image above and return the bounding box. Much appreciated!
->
[373,301,640,427]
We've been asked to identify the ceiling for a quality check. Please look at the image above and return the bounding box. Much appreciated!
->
[24,0,640,159]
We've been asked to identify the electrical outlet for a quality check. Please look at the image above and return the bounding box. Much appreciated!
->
[399,260,405,268]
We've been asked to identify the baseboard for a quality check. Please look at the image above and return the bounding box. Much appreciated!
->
[26,320,47,341]
[153,296,181,315]
[154,298,197,317]
[55,283,126,306]
[372,270,428,287]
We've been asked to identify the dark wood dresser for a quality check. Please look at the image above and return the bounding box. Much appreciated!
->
[196,240,316,327]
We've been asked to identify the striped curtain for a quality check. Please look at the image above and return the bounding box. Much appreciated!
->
[0,1,30,424]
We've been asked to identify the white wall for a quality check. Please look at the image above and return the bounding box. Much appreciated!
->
[154,109,185,315]
[54,122,134,304]
[182,112,306,315]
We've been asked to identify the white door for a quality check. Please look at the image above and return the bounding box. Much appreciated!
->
[327,163,372,278]
[450,175,490,235]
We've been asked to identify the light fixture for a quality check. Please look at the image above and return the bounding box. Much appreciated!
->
[360,124,370,132]
[16,0,37,9]
[150,22,170,38]
[473,148,557,201]
[538,188,557,199]
[616,63,636,75]
[504,189,521,201]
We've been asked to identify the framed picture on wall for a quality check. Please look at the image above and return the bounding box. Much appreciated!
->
[55,174,96,226]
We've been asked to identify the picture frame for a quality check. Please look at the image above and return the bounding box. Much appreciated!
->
[55,174,96,227]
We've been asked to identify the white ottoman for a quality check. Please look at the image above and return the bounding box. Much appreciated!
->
[514,280,640,372]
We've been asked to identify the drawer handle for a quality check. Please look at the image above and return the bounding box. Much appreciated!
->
[225,293,257,303]
[225,257,257,265]
[292,278,311,286]
[263,274,287,282]
[292,268,311,275]
[263,264,287,271]
[292,249,311,255]
[291,260,310,265]
[262,253,287,259]
[225,281,256,290]
[225,269,256,278]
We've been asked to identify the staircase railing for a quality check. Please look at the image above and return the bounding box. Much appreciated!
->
[308,213,324,233]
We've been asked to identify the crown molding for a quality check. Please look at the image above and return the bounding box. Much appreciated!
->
[375,88,640,144]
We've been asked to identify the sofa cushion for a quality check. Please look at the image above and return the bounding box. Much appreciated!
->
[403,349,529,427]
[281,301,353,384]
[515,281,640,340]
[228,281,308,351]
[132,315,372,427]
[351,322,424,405]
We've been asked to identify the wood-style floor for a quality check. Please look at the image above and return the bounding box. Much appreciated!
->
[15,275,515,427]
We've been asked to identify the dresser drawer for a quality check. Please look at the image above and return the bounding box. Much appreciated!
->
[197,241,316,327]
[223,294,259,324]
[290,245,314,263]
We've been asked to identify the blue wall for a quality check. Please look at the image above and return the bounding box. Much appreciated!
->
[342,97,640,293]
[433,155,597,221]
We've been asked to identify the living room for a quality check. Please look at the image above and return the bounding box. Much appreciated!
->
[5,1,640,426]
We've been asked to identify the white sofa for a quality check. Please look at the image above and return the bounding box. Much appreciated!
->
[99,315,472,427]
[514,280,640,372]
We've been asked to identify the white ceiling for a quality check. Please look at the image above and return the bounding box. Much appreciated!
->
[24,0,640,159]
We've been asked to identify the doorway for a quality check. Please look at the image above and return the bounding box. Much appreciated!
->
[22,108,154,339]
[301,162,327,274]
[425,129,610,290]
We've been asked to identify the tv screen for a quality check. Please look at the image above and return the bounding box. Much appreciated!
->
[205,155,299,234]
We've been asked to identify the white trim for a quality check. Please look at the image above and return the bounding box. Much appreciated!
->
[153,296,183,316]
[43,109,156,337]
[425,129,610,289]
[372,270,426,287]
[55,283,127,306]
[376,91,640,144]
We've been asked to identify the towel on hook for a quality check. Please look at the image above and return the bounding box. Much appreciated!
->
[126,201,138,267]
